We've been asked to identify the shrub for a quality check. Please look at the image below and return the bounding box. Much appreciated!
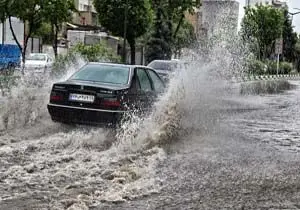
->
[72,42,121,62]
[51,42,121,78]
[265,61,292,75]
[247,59,266,75]
[279,62,292,74]
[265,60,277,75]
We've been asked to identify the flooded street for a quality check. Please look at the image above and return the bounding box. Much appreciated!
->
[1,64,300,209]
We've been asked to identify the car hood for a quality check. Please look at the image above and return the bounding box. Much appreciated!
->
[55,80,130,91]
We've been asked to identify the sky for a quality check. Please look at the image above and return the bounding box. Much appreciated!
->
[237,0,300,33]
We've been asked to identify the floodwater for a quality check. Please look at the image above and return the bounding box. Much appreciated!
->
[1,60,300,210]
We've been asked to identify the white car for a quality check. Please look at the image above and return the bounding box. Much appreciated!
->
[24,53,53,73]
[147,59,188,82]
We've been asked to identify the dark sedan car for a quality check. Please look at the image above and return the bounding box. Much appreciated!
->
[47,62,165,126]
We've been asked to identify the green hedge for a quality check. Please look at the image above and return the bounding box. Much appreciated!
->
[247,60,292,75]
[247,59,267,75]
[280,62,292,74]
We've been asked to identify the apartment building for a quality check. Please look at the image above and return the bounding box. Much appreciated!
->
[72,0,98,26]
[246,0,288,7]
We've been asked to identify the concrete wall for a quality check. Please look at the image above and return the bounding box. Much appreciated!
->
[0,17,24,46]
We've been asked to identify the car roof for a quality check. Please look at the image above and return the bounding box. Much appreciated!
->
[87,62,154,69]
[148,59,187,64]
[150,59,183,62]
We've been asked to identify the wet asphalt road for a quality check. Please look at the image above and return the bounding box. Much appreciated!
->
[1,81,300,210]
[94,81,300,209]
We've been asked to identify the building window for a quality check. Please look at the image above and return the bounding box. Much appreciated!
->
[83,5,89,11]
[79,4,84,11]
[81,17,86,25]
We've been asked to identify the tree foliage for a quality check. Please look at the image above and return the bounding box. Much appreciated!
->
[145,4,172,63]
[0,0,44,66]
[241,5,284,60]
[0,0,75,60]
[282,9,298,62]
[94,0,152,64]
[173,19,196,58]
[167,0,200,38]
[295,36,300,71]
[41,0,76,57]
[145,0,200,63]
[32,22,52,44]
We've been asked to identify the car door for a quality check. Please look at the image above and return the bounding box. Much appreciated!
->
[135,67,155,110]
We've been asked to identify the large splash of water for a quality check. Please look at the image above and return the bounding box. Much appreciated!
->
[0,57,86,132]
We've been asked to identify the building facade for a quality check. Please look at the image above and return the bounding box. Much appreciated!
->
[185,8,203,40]
[72,0,98,26]
[246,0,288,7]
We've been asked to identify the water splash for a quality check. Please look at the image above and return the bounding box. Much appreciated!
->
[0,57,86,132]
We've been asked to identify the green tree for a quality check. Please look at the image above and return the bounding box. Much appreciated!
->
[145,3,172,63]
[0,0,43,68]
[295,35,300,71]
[168,0,200,39]
[145,0,200,63]
[282,9,298,62]
[94,0,152,64]
[241,5,284,60]
[41,0,76,58]
[173,19,196,58]
[33,22,52,45]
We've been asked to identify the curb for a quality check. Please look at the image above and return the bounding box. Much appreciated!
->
[232,74,300,83]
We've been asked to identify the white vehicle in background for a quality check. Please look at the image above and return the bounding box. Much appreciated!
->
[24,53,54,73]
[147,59,189,82]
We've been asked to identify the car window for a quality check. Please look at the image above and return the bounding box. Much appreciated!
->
[69,64,130,85]
[136,68,152,91]
[147,69,164,92]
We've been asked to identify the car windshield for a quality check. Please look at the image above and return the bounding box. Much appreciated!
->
[27,54,46,61]
[69,64,130,85]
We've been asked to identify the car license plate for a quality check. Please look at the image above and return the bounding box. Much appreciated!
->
[69,93,95,103]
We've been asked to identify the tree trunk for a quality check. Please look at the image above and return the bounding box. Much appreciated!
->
[8,16,22,52]
[128,39,136,65]
[52,24,58,58]
[173,13,184,39]
[8,16,31,74]
[1,18,5,44]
